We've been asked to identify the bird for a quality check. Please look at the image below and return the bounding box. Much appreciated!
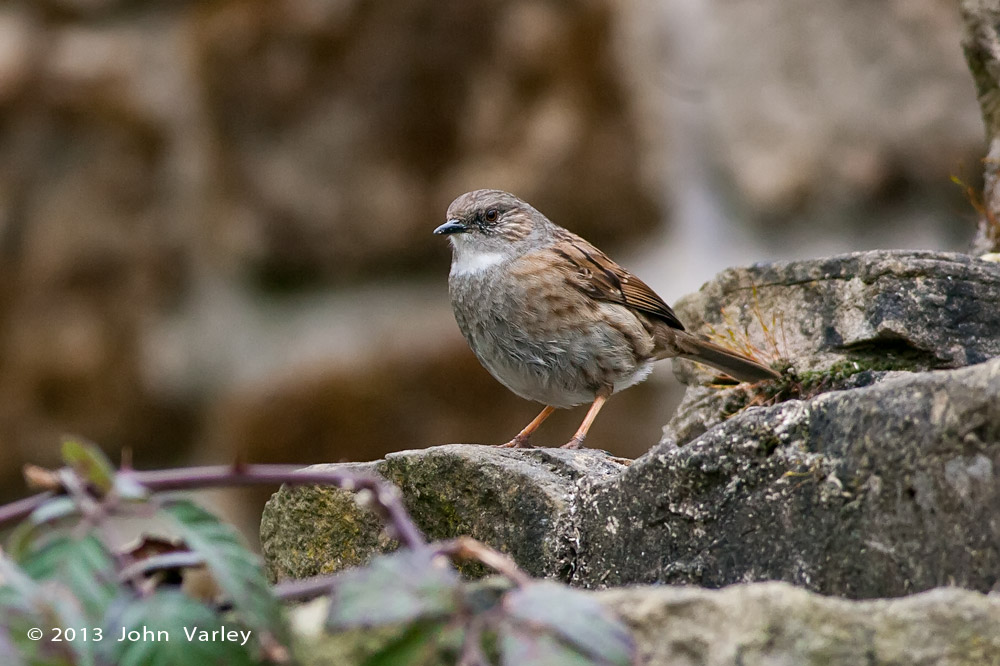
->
[435,189,780,450]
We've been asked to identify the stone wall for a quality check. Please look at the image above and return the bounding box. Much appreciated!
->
[0,2,984,531]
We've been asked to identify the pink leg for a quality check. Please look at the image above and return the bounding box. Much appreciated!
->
[500,405,556,448]
[561,394,609,449]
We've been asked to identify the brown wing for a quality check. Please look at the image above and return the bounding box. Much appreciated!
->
[549,232,685,331]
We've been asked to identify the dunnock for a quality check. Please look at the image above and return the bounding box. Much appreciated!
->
[435,189,780,449]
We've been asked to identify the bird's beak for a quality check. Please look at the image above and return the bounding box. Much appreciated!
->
[434,219,468,235]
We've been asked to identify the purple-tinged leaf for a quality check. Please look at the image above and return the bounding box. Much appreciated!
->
[499,622,592,666]
[327,548,459,630]
[504,582,634,666]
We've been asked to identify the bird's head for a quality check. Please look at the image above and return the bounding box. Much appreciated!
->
[435,190,553,264]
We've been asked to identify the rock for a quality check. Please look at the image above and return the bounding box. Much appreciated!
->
[290,582,1000,665]
[600,583,1000,666]
[665,249,1000,444]
[261,446,626,583]
[660,368,908,450]
[216,322,678,542]
[377,445,625,580]
[260,461,392,580]
[576,358,1000,597]
[673,250,1000,377]
[262,357,1000,597]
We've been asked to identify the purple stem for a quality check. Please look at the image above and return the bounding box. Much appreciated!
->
[0,464,425,550]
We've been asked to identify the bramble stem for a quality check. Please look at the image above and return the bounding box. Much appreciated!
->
[1,464,425,550]
[436,536,532,587]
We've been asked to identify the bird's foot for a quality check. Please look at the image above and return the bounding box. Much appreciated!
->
[499,435,534,449]
[560,436,585,450]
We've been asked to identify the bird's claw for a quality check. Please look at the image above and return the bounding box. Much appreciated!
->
[499,436,534,449]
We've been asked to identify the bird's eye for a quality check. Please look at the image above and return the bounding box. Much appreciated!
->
[484,208,499,223]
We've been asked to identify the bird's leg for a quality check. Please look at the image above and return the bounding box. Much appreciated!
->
[501,405,556,448]
[561,394,609,449]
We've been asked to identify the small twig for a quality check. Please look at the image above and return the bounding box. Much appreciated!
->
[457,618,489,666]
[272,536,533,604]
[271,574,341,603]
[117,551,208,583]
[0,491,53,526]
[120,447,133,472]
[435,536,532,587]
[58,468,102,522]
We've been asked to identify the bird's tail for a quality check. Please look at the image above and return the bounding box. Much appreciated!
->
[671,330,780,383]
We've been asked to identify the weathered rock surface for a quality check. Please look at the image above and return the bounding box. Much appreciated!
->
[668,249,1000,444]
[674,250,1000,377]
[262,446,626,582]
[577,358,1000,597]
[291,582,1000,666]
[263,359,1000,597]
[604,583,1000,666]
[260,461,390,579]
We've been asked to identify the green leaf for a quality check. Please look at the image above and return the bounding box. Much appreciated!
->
[3,522,36,563]
[1,548,105,666]
[0,623,30,666]
[0,551,40,605]
[361,621,447,666]
[160,499,290,651]
[30,496,81,526]
[0,583,99,666]
[41,586,100,666]
[61,438,116,496]
[504,582,634,666]
[0,615,64,666]
[0,551,80,665]
[0,584,37,666]
[326,548,460,630]
[102,590,256,666]
[19,534,118,620]
[499,624,593,666]
[5,497,82,560]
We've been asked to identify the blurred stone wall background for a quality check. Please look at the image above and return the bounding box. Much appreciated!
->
[0,0,983,539]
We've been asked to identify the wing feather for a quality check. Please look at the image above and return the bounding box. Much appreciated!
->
[550,233,685,331]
